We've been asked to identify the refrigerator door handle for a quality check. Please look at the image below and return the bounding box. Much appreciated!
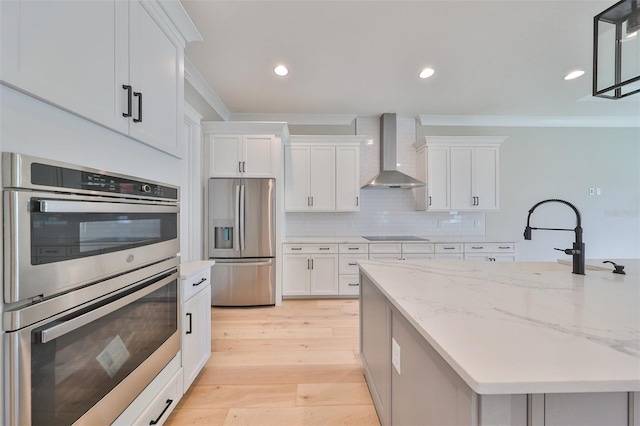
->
[239,184,246,252]
[234,184,240,251]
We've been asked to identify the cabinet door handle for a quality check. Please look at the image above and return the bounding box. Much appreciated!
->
[307,196,311,207]
[149,399,174,425]
[133,91,142,122]
[348,283,359,287]
[242,161,246,173]
[356,196,359,206]
[428,196,432,206]
[311,196,314,207]
[122,85,132,117]
[186,313,193,334]
[348,262,357,266]
[310,259,314,269]
[193,277,207,287]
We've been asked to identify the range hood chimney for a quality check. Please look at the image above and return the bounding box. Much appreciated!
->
[362,113,426,188]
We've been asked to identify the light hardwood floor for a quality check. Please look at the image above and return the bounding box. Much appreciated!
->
[165,299,380,426]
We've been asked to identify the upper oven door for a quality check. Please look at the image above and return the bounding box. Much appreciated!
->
[4,190,179,303]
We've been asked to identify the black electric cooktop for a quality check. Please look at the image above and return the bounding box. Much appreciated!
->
[362,236,430,241]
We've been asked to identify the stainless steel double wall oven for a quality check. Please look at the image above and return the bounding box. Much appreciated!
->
[2,153,181,425]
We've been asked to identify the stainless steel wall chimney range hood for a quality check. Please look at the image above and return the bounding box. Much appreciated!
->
[361,113,426,189]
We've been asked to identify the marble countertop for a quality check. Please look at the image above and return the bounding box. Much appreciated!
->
[358,259,640,395]
[180,260,215,280]
[283,236,515,244]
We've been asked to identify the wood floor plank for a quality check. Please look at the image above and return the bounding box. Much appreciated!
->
[208,350,359,367]
[213,327,335,340]
[165,408,228,426]
[222,406,379,426]
[166,299,380,426]
[296,382,374,407]
[213,337,358,353]
[193,364,366,386]
[178,384,297,409]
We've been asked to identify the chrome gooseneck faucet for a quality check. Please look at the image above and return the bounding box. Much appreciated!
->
[523,199,585,275]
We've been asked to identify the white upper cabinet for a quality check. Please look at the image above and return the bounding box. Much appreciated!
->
[0,0,197,158]
[336,145,361,211]
[415,136,506,211]
[284,136,364,213]
[207,134,275,177]
[284,144,335,211]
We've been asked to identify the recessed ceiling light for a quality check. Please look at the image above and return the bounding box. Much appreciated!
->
[274,65,289,76]
[564,70,585,80]
[419,68,435,79]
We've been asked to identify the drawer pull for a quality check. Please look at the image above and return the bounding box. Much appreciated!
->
[498,246,511,249]
[348,262,357,266]
[319,247,330,250]
[348,283,359,287]
[291,247,302,251]
[193,277,207,286]
[472,246,484,249]
[443,247,455,250]
[149,399,174,425]
[348,247,360,250]
[186,313,193,334]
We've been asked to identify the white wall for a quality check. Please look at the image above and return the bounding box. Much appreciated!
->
[420,125,640,260]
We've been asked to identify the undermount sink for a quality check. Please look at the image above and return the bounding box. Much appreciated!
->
[362,236,429,242]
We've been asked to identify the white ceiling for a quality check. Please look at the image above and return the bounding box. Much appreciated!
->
[181,0,640,125]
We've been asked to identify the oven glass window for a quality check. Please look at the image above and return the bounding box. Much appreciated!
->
[31,212,177,265]
[30,279,178,426]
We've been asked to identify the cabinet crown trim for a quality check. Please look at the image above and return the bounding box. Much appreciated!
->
[287,135,366,145]
[413,136,508,149]
[202,121,290,138]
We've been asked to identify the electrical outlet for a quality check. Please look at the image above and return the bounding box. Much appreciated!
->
[596,188,601,196]
[589,188,595,196]
[392,338,401,375]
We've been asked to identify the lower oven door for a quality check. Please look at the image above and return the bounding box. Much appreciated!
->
[4,190,179,303]
[5,270,180,426]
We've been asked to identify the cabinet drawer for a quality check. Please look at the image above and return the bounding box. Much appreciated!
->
[368,243,402,254]
[434,243,463,253]
[402,243,434,254]
[182,269,210,302]
[339,244,369,254]
[369,253,402,261]
[283,244,338,254]
[339,275,360,295]
[434,253,465,260]
[134,369,182,426]
[464,243,515,253]
[339,254,368,274]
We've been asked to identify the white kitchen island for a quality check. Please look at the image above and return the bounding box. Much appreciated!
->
[358,259,640,426]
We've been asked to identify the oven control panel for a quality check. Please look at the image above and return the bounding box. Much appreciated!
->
[30,162,178,200]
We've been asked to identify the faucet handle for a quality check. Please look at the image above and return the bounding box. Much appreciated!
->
[554,247,581,255]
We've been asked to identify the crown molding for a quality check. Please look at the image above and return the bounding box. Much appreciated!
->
[229,113,357,126]
[184,58,230,121]
[156,0,203,43]
[418,115,640,128]
[202,121,289,138]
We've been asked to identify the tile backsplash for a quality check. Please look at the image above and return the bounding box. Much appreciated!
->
[284,116,484,237]
[285,187,485,236]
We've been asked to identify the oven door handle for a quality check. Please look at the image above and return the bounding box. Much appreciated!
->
[35,199,178,214]
[38,273,176,343]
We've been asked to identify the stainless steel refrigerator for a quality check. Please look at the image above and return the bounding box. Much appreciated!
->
[208,178,275,306]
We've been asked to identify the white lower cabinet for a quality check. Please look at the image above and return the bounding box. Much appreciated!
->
[464,243,515,262]
[282,244,338,296]
[134,368,183,426]
[338,244,369,296]
[180,261,213,391]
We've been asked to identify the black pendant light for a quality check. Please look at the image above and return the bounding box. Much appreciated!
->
[593,0,640,99]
